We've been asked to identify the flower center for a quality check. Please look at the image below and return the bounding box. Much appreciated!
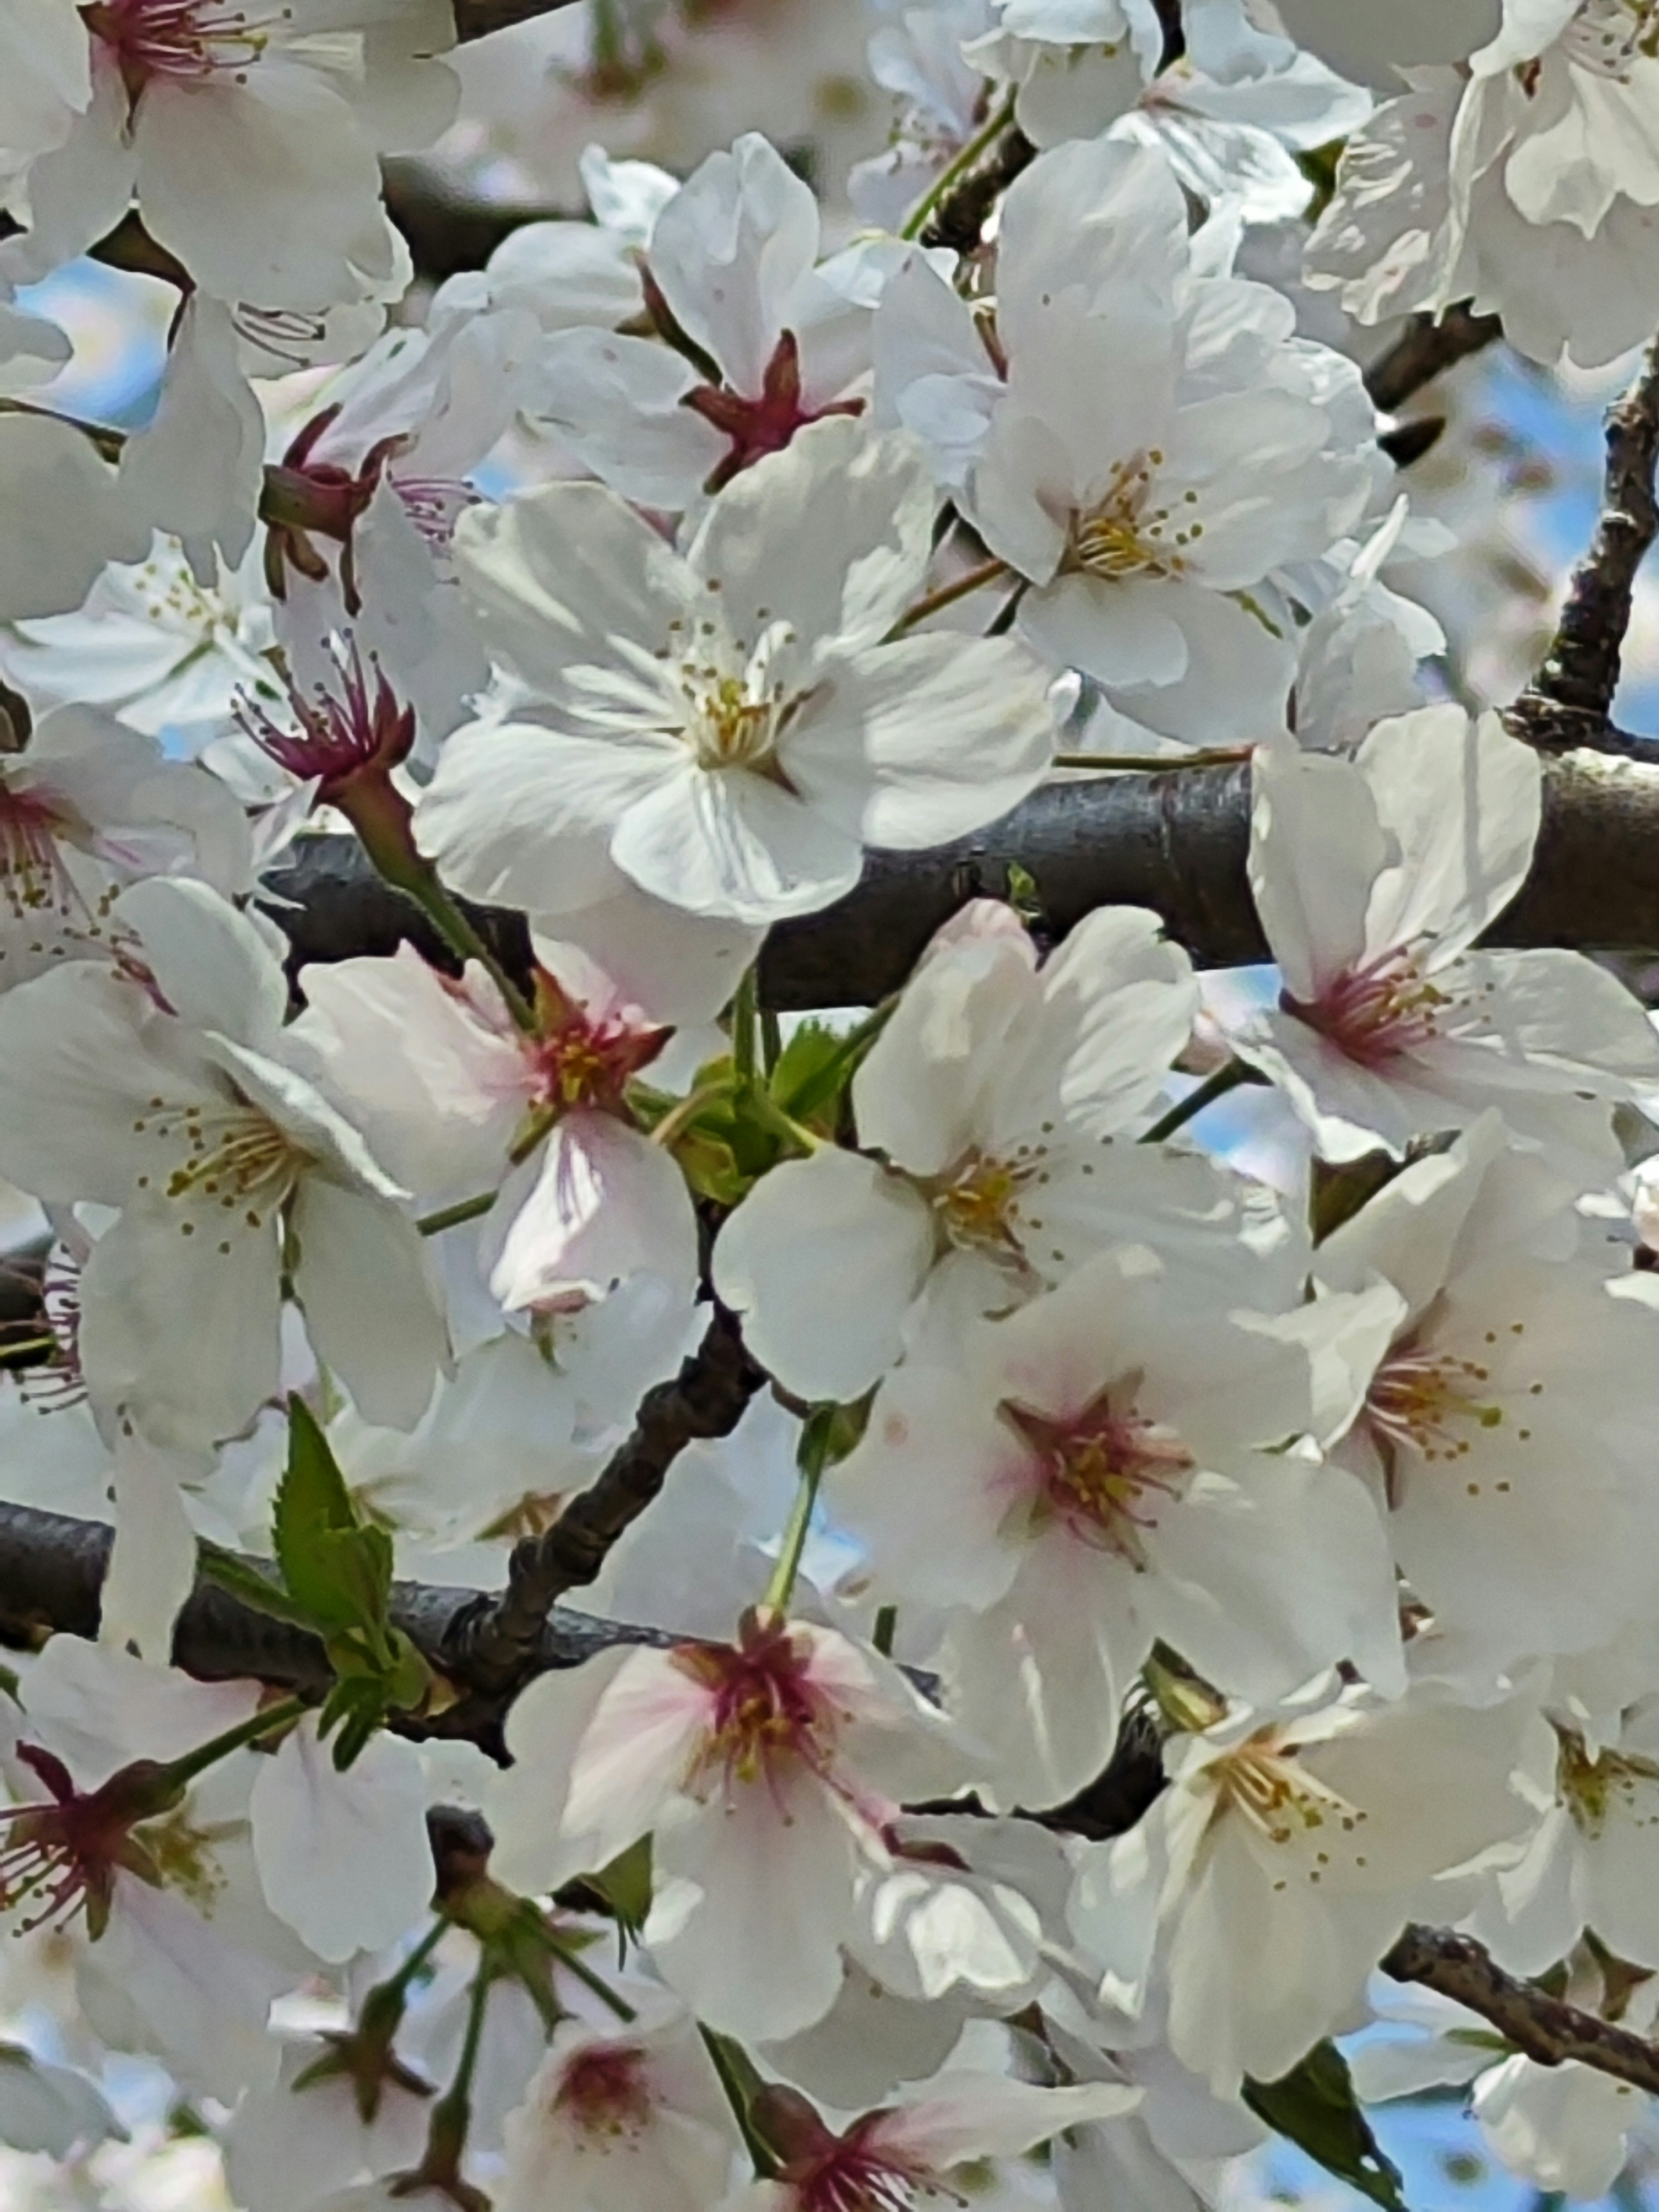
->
[678,329,866,496]
[1283,949,1448,1067]
[81,0,274,92]
[674,1615,841,1802]
[0,1748,179,1940]
[1000,1387,1194,1563]
[526,969,667,1113]
[1068,451,1201,582]
[554,2043,655,2145]
[1555,1726,1659,1839]
[238,639,415,801]
[1362,1339,1504,1476]
[758,2091,939,2212]
[131,1096,305,1236]
[1211,1731,1367,1850]
[1565,0,1659,74]
[681,669,782,773]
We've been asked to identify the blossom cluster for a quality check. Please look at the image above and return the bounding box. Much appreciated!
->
[0,0,1657,2208]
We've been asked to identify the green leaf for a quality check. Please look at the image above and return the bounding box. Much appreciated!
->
[769,1021,849,1116]
[196,1541,330,1630]
[590,1836,654,1936]
[272,1398,392,1639]
[1244,2042,1410,2212]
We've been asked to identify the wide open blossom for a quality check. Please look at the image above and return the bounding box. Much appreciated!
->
[0,876,446,1449]
[488,1611,976,2044]
[0,701,249,992]
[1305,2,1659,366]
[715,899,1297,1405]
[833,1244,1404,1809]
[295,938,700,1314]
[722,2073,1144,2212]
[416,417,1057,932]
[877,137,1377,742]
[496,1994,741,2212]
[1314,1112,1659,1668]
[0,0,458,311]
[1069,1677,1541,2092]
[1234,707,1659,1161]
[528,132,922,511]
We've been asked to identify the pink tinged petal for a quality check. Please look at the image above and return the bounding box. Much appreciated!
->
[713,1150,936,1404]
[609,760,863,925]
[486,1112,698,1310]
[414,721,678,916]
[686,418,935,659]
[100,1432,198,1665]
[1017,574,1190,690]
[780,636,1055,851]
[289,1179,448,1433]
[450,478,691,708]
[250,1719,435,1963]
[1358,707,1541,963]
[647,1777,858,2044]
[79,1200,281,1452]
[875,2075,1142,2171]
[649,133,821,397]
[530,893,761,1029]
[490,1646,638,1893]
[1248,736,1390,1005]
[561,1649,718,1872]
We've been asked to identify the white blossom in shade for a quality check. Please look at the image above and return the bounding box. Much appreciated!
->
[223,2036,434,2212]
[0,700,251,994]
[527,132,918,511]
[1314,1112,1659,1668]
[965,0,1156,153]
[1305,11,1659,369]
[891,140,1376,741]
[2,534,279,747]
[1268,0,1500,86]
[0,1636,307,2101]
[0,413,152,624]
[496,1994,741,2212]
[1232,707,1659,1161]
[0,2045,118,2160]
[721,2072,1144,2212]
[1069,1678,1540,2093]
[0,0,90,191]
[248,1718,434,1965]
[1469,1695,1659,1976]
[113,295,264,586]
[465,146,677,335]
[0,0,458,311]
[488,1612,977,2044]
[848,0,997,232]
[714,899,1285,1405]
[293,938,699,1316]
[832,1244,1404,1811]
[416,418,1057,930]
[0,877,447,1450]
[98,1425,201,1665]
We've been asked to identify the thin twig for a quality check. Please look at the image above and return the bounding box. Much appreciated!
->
[1384,1926,1659,2096]
[1363,302,1504,414]
[1515,333,1659,740]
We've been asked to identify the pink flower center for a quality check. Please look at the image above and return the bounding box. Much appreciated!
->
[1282,949,1448,1068]
[1000,1388,1194,1562]
[0,787,89,931]
[0,1748,175,1939]
[554,2043,655,2145]
[237,639,415,802]
[680,330,866,495]
[527,974,668,1114]
[757,2092,947,2212]
[674,1615,844,1803]
[81,0,273,92]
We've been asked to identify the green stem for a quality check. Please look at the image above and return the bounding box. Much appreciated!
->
[649,1077,731,1152]
[399,867,536,1035]
[161,1695,308,1791]
[764,1409,834,1614]
[872,1604,898,1658]
[760,1004,783,1077]
[886,556,1009,639]
[1141,1061,1260,1145]
[383,1916,448,2001]
[900,96,1016,241]
[1050,747,1251,772]
[417,1189,497,1237]
[731,966,759,1092]
[544,1931,638,2023]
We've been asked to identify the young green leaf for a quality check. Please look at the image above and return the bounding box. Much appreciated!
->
[1244,2042,1409,2212]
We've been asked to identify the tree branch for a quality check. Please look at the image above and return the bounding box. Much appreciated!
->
[264,736,1659,1011]
[1383,1926,1659,2095]
[452,0,581,40]
[1361,303,1504,414]
[1514,332,1659,744]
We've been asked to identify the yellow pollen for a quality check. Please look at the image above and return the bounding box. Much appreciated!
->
[1212,1732,1366,1850]
[1556,1726,1659,1840]
[1068,453,1193,582]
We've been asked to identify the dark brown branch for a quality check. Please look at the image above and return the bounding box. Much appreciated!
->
[383,162,556,285]
[265,734,1659,1011]
[919,124,1037,255]
[452,0,581,39]
[1362,302,1504,414]
[434,1304,764,1699]
[1383,1926,1659,2096]
[1515,333,1659,742]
